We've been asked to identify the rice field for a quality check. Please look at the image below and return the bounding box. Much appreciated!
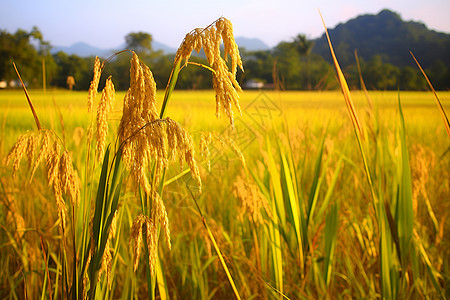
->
[1,86,448,299]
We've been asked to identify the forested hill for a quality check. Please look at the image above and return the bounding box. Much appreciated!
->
[312,9,450,69]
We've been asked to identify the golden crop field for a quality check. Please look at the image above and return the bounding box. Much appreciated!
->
[1,86,449,299]
[1,18,449,300]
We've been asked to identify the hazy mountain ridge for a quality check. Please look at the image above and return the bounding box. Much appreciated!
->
[51,42,112,57]
[51,36,270,57]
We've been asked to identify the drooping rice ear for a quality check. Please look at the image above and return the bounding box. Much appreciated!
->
[87,56,102,113]
[96,76,115,162]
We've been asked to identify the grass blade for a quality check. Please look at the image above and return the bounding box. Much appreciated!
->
[265,136,285,297]
[379,207,397,300]
[314,154,344,224]
[280,150,305,268]
[323,203,338,287]
[156,256,168,300]
[306,137,325,228]
[92,146,111,245]
[395,95,414,267]
[266,136,286,227]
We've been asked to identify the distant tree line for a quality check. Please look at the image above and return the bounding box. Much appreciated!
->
[0,27,448,91]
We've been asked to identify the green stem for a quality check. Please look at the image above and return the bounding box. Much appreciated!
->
[160,60,181,119]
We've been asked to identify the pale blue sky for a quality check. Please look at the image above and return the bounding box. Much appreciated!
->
[1,0,449,49]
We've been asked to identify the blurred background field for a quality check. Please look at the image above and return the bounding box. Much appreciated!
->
[1,89,449,144]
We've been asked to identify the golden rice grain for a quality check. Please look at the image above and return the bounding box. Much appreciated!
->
[46,140,61,188]
[130,214,145,271]
[211,131,245,167]
[130,214,157,273]
[5,197,25,240]
[25,132,38,168]
[216,18,243,74]
[87,56,101,113]
[118,53,201,195]
[199,132,212,171]
[96,76,115,162]
[6,134,27,178]
[7,129,81,229]
[174,17,243,126]
[97,211,117,289]
[165,118,201,189]
[151,191,171,250]
[59,150,81,205]
[234,175,272,224]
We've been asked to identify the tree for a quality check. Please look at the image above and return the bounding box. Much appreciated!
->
[241,50,274,86]
[52,52,91,90]
[427,60,449,90]
[293,34,314,89]
[273,41,303,89]
[399,66,425,90]
[0,27,55,87]
[125,32,153,55]
[293,34,314,56]
[362,55,400,90]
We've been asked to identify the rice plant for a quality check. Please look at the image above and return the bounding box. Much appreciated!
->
[3,17,244,299]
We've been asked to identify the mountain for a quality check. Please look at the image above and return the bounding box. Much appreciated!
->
[235,37,270,51]
[153,41,176,54]
[51,42,113,57]
[51,40,176,57]
[51,37,268,57]
[312,9,450,69]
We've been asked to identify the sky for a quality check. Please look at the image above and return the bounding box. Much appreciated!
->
[1,0,450,49]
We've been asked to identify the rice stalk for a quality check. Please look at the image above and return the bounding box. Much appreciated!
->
[185,179,242,300]
[12,62,41,130]
[319,10,379,215]
[410,51,450,138]
[160,60,180,119]
[319,15,363,139]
